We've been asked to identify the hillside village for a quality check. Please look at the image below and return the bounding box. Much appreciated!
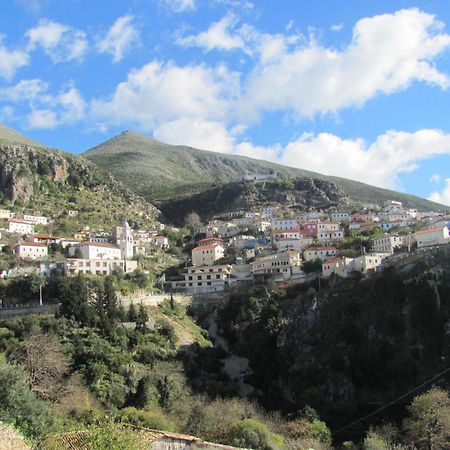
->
[0,196,448,303]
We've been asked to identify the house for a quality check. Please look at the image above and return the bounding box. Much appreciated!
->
[251,219,272,232]
[230,235,253,249]
[67,210,78,217]
[275,237,304,251]
[65,258,137,276]
[351,213,376,223]
[197,237,224,247]
[272,218,299,230]
[0,209,14,219]
[60,238,82,249]
[300,221,318,237]
[15,242,48,260]
[384,200,403,212]
[349,221,377,234]
[331,212,350,222]
[352,253,389,273]
[272,228,303,240]
[251,250,303,281]
[152,235,169,249]
[318,222,340,232]
[372,235,405,254]
[261,206,279,218]
[217,222,240,238]
[317,230,344,242]
[182,264,232,293]
[303,247,337,261]
[2,218,34,234]
[28,233,61,244]
[191,244,224,266]
[380,219,409,231]
[68,242,122,260]
[23,214,49,225]
[415,225,450,248]
[322,257,354,278]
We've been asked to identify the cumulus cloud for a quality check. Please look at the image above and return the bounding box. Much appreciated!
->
[154,118,234,152]
[160,0,196,13]
[0,37,29,80]
[429,173,442,184]
[239,8,450,121]
[97,15,139,63]
[0,78,48,101]
[27,109,57,128]
[429,178,450,206]
[91,61,240,129]
[26,19,88,62]
[178,14,247,52]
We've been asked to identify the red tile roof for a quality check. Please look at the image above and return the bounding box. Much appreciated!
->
[16,241,47,247]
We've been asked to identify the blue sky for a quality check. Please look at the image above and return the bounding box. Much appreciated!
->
[1,0,450,205]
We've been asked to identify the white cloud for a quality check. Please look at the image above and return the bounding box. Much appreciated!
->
[0,37,29,80]
[97,15,139,63]
[239,8,450,121]
[429,178,450,206]
[160,0,196,13]
[429,173,442,184]
[26,19,88,62]
[92,61,239,129]
[0,79,48,101]
[331,23,343,32]
[178,15,246,52]
[278,129,450,189]
[154,118,234,152]
[27,109,57,129]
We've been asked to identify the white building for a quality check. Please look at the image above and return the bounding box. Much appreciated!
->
[330,212,350,222]
[0,209,14,219]
[272,228,303,240]
[68,242,122,260]
[415,225,450,248]
[251,251,303,280]
[275,238,304,251]
[317,230,344,242]
[114,221,134,260]
[65,258,137,276]
[322,257,354,278]
[15,242,48,260]
[352,253,389,274]
[372,235,405,254]
[261,206,279,219]
[192,244,224,266]
[152,235,169,248]
[303,247,337,261]
[23,214,49,225]
[183,264,232,293]
[384,200,403,213]
[2,218,34,235]
[272,218,299,230]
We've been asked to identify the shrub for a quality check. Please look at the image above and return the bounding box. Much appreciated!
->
[229,418,285,450]
[115,407,174,432]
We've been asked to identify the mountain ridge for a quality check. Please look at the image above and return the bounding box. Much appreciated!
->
[83,130,447,212]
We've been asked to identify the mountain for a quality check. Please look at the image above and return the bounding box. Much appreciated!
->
[84,131,446,213]
[0,124,43,147]
[0,140,159,231]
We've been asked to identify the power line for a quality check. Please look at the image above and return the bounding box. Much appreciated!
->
[332,367,450,435]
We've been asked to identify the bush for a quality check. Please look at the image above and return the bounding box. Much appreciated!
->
[0,355,54,439]
[229,418,285,450]
[115,407,174,432]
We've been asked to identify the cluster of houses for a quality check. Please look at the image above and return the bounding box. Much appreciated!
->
[167,200,450,293]
[0,207,172,279]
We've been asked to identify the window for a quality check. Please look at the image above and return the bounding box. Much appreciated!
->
[197,275,202,280]
[216,274,220,279]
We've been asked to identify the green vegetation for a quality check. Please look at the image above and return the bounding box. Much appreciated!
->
[84,130,446,212]
[0,140,158,234]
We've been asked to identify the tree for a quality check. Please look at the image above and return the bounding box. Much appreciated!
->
[302,258,323,274]
[135,302,149,332]
[127,302,137,322]
[229,419,285,450]
[403,388,450,449]
[184,212,202,230]
[129,376,152,409]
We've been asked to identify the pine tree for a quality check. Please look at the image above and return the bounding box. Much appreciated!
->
[135,302,149,332]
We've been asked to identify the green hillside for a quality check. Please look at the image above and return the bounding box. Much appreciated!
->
[0,141,159,233]
[84,131,446,211]
[0,124,43,147]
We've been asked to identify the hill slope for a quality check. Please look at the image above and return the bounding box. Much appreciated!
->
[0,142,158,231]
[0,124,43,147]
[84,131,446,211]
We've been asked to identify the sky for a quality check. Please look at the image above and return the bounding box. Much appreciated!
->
[1,0,450,205]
